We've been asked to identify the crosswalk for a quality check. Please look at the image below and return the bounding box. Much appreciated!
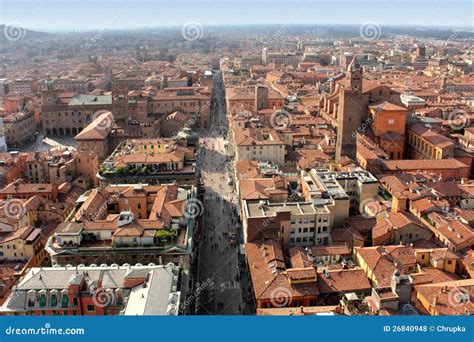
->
[219,280,241,291]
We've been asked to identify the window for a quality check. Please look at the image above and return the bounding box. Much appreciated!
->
[87,304,95,312]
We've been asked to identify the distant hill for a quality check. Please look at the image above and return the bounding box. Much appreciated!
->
[0,24,49,42]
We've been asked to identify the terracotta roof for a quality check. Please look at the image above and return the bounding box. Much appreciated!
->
[317,268,371,294]
[382,159,468,171]
[239,178,287,201]
[246,240,320,302]
[408,123,454,148]
[355,245,417,286]
[369,101,407,112]
[234,127,284,146]
[372,211,429,240]
[257,305,341,316]
[410,267,459,285]
[415,279,474,315]
[74,111,114,140]
[425,212,474,248]
[0,226,38,244]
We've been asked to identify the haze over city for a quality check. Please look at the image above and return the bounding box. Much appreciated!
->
[1,0,473,30]
[0,0,473,334]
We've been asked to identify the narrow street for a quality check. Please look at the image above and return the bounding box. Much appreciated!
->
[194,71,253,315]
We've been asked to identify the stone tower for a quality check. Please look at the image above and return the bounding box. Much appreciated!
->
[335,57,363,160]
[255,85,269,111]
[42,80,59,107]
[347,56,363,91]
[111,79,128,122]
[262,47,268,65]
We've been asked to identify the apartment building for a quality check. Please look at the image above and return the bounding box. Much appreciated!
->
[149,89,211,129]
[23,150,98,187]
[10,78,35,95]
[0,226,43,261]
[97,137,196,186]
[225,85,284,114]
[246,238,371,310]
[233,127,286,166]
[0,264,181,316]
[45,184,197,273]
[372,211,433,246]
[39,78,90,93]
[407,123,455,159]
[242,199,332,246]
[262,48,300,66]
[2,111,36,146]
[301,168,379,227]
[0,182,59,201]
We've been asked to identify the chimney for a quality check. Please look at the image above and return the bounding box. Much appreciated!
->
[431,295,438,307]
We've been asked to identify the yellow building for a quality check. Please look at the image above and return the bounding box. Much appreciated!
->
[0,226,42,261]
[132,138,176,155]
[414,248,458,273]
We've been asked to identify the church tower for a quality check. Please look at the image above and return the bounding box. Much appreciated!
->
[347,56,363,91]
[335,56,363,160]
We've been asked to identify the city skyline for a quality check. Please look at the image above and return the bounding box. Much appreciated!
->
[1,0,473,31]
[1,0,474,326]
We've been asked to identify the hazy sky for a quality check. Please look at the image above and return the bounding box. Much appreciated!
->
[1,0,473,31]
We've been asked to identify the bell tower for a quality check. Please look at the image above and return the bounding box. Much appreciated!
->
[335,56,364,160]
[347,56,363,91]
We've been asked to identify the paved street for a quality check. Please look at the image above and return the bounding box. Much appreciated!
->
[16,133,76,152]
[194,71,254,315]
